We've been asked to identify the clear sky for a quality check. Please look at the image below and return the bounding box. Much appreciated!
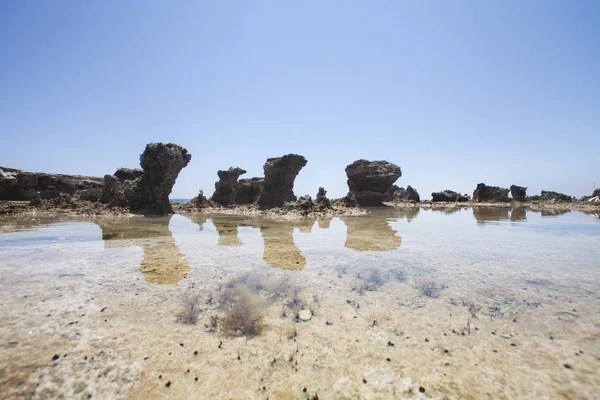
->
[1,1,599,199]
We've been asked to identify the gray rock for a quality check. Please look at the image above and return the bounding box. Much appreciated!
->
[345,160,401,206]
[236,177,264,204]
[510,185,527,202]
[540,190,573,202]
[431,190,470,202]
[257,154,307,209]
[472,183,510,203]
[211,167,247,206]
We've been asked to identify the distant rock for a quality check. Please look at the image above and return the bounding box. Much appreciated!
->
[257,154,307,209]
[593,188,600,198]
[540,190,573,203]
[282,194,314,212]
[100,142,191,215]
[211,167,247,206]
[190,190,210,208]
[314,186,332,209]
[510,185,527,202]
[472,183,510,203]
[236,177,264,204]
[0,166,103,201]
[385,185,420,203]
[345,160,401,206]
[431,190,470,202]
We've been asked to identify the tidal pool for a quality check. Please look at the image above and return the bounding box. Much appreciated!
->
[0,208,599,399]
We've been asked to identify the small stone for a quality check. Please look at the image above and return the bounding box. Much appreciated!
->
[52,354,60,361]
[299,310,312,321]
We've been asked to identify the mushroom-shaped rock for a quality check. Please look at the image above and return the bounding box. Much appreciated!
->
[100,142,191,215]
[345,160,401,207]
[257,154,307,209]
[211,167,247,206]
[472,183,510,203]
[510,185,527,202]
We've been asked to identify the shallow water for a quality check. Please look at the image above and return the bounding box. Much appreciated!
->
[0,208,599,399]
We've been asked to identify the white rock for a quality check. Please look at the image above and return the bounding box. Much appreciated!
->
[299,309,312,321]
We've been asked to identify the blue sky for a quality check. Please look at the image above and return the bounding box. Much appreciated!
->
[1,1,598,199]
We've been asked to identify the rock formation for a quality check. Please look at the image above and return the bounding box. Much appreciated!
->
[540,190,573,202]
[236,178,264,204]
[100,142,191,215]
[345,160,401,206]
[510,185,527,202]
[314,187,332,209]
[211,167,247,206]
[281,194,314,213]
[332,192,359,208]
[472,183,510,203]
[257,154,307,209]
[431,190,470,202]
[385,185,420,203]
[0,166,103,201]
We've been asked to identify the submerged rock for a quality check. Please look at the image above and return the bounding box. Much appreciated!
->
[540,190,573,202]
[100,142,191,215]
[257,154,307,209]
[211,167,247,206]
[345,160,401,207]
[236,177,264,204]
[510,185,527,202]
[298,310,312,321]
[472,183,510,203]
[431,190,470,202]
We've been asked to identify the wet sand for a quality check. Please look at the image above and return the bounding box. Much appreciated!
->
[0,208,599,399]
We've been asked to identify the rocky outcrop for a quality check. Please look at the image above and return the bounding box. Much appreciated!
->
[211,167,247,206]
[314,187,331,209]
[257,154,307,209]
[345,160,401,207]
[593,188,600,198]
[0,166,103,201]
[510,185,527,202]
[540,190,573,202]
[385,185,420,203]
[100,142,191,215]
[236,178,264,204]
[332,192,359,208]
[282,195,314,213]
[431,190,470,202]
[472,183,510,203]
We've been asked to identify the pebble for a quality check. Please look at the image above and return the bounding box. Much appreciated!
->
[299,310,312,321]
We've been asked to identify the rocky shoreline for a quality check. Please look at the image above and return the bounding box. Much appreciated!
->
[1,141,598,218]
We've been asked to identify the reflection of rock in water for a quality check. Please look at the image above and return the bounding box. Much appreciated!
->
[472,207,511,224]
[211,216,242,247]
[341,216,402,252]
[96,216,190,284]
[540,209,571,217]
[510,207,527,221]
[317,217,333,229]
[260,223,306,270]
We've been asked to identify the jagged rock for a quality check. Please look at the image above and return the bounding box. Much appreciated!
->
[510,185,527,202]
[1,166,103,201]
[333,192,359,208]
[282,195,314,212]
[385,185,420,203]
[431,190,470,202]
[100,142,191,215]
[114,168,144,181]
[540,190,573,202]
[345,160,401,207]
[314,187,331,209]
[592,188,600,198]
[236,178,264,204]
[211,167,247,206]
[75,188,103,202]
[257,154,307,209]
[472,183,510,203]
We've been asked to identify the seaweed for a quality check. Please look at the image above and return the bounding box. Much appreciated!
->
[416,280,441,298]
[176,293,201,324]
[221,301,264,337]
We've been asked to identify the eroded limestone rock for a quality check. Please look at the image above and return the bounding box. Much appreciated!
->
[510,185,527,202]
[472,183,510,203]
[211,167,247,206]
[345,160,401,206]
[431,190,470,202]
[257,154,307,209]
